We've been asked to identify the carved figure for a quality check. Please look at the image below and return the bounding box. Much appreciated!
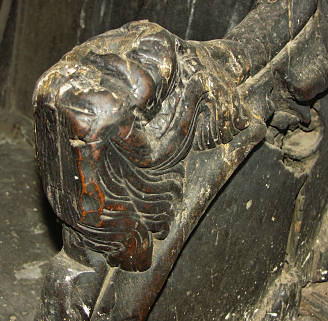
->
[33,0,328,320]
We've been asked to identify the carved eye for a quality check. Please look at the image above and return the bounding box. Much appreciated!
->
[175,39,186,55]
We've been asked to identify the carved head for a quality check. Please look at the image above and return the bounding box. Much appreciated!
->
[35,21,248,169]
[34,21,249,271]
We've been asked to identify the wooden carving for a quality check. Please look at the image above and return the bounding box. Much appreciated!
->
[33,0,328,320]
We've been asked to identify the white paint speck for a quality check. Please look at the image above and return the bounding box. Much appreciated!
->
[246,200,253,210]
[302,252,311,267]
[271,266,278,273]
[74,176,79,180]
[15,261,47,280]
[59,83,73,96]
[215,230,219,246]
[66,67,76,75]
[30,223,47,235]
[82,303,90,316]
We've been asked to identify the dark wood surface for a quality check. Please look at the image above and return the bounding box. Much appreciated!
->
[33,1,328,320]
